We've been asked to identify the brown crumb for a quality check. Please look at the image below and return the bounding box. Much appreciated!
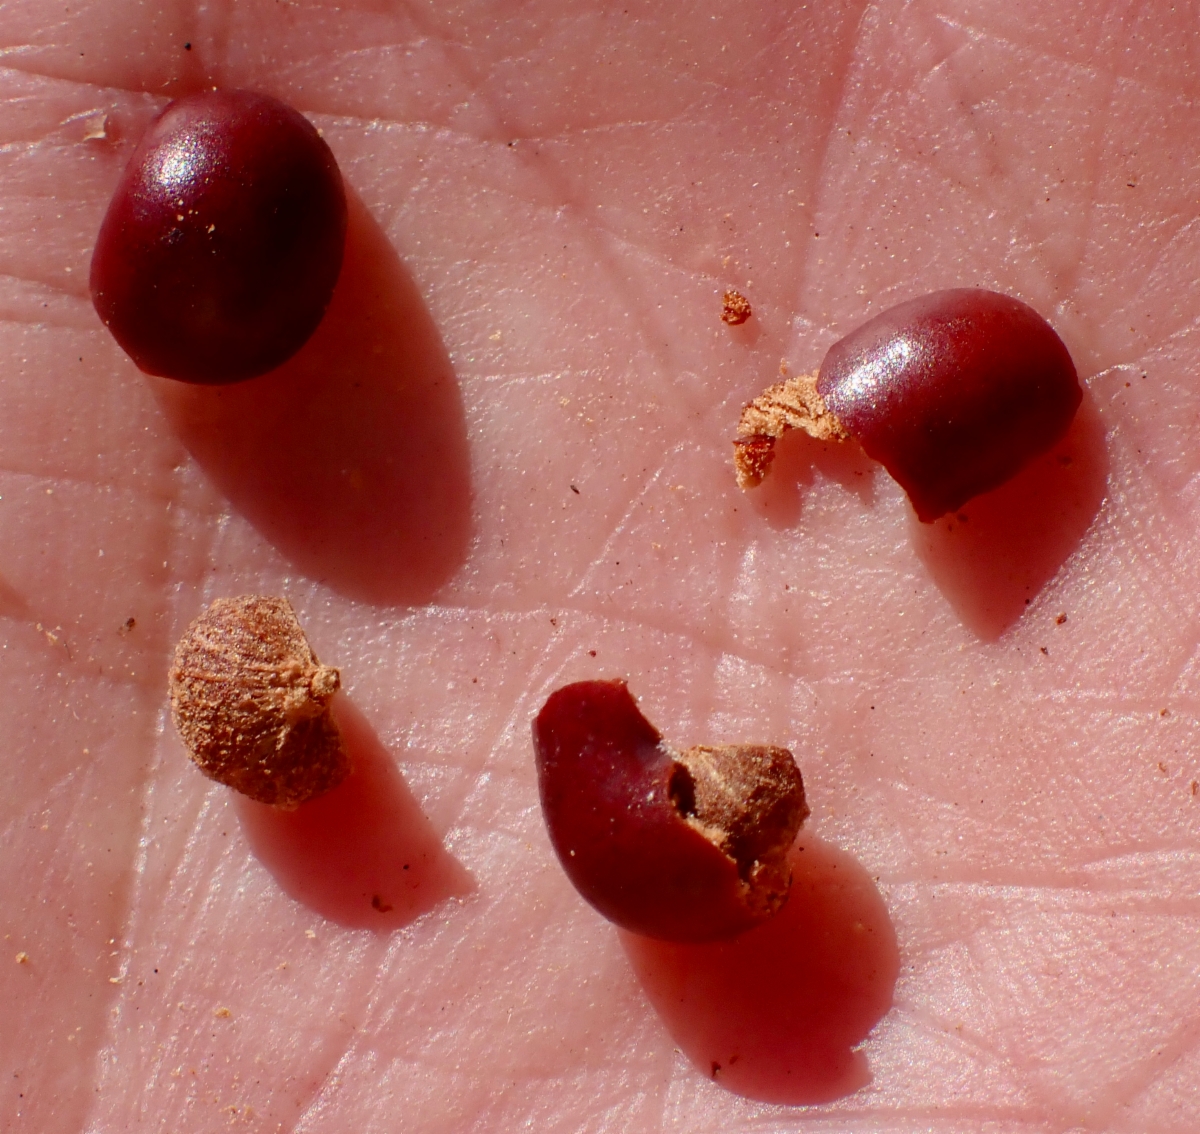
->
[721,290,752,325]
[733,364,848,488]
[14,951,28,964]
[371,894,394,913]
[213,1006,231,1018]
[1055,613,1068,625]
[169,596,348,808]
[669,743,809,922]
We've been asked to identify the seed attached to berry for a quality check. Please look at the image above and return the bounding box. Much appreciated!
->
[734,289,1081,521]
[169,595,348,808]
[533,679,809,942]
[90,89,347,384]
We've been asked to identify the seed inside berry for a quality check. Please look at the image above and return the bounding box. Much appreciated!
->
[90,89,347,384]
[533,679,809,942]
[734,289,1081,521]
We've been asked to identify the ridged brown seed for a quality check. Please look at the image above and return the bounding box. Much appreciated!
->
[169,595,348,807]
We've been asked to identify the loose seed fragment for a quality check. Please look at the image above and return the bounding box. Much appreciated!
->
[722,290,753,326]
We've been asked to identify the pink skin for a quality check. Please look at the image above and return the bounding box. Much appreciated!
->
[1,1,1198,1130]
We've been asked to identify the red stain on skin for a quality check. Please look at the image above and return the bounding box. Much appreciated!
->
[622,835,898,1104]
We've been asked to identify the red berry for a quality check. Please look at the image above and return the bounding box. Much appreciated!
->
[533,679,809,942]
[90,89,347,384]
[817,289,1081,521]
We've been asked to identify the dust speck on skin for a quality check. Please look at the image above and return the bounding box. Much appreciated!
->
[81,113,108,141]
[721,290,752,325]
[14,951,28,964]
[213,1006,231,1018]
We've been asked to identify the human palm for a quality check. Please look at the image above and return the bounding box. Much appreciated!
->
[5,1,1199,1131]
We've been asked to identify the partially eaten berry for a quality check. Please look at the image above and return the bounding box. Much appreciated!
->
[90,89,347,384]
[734,289,1082,521]
[533,679,809,942]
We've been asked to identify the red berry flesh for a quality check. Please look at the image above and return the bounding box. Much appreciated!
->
[533,679,809,942]
[90,89,347,384]
[817,289,1081,522]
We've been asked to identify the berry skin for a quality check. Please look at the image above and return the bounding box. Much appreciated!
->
[90,89,347,384]
[817,289,1081,521]
[533,679,808,942]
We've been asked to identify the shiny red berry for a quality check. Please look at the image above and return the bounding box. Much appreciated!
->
[817,289,1081,521]
[533,679,808,942]
[90,89,347,384]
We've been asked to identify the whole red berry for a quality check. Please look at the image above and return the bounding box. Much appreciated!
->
[533,679,808,942]
[90,89,347,384]
[817,289,1081,521]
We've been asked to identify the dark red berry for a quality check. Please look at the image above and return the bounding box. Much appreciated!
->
[817,289,1081,522]
[90,89,347,384]
[533,679,809,942]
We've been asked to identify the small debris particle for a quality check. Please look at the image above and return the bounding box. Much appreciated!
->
[123,617,136,631]
[1040,646,1048,655]
[570,484,580,494]
[1191,781,1198,796]
[588,650,597,657]
[721,290,752,325]
[711,1061,722,1077]
[1161,708,1170,717]
[15,952,28,964]
[371,894,394,913]
[108,976,122,984]
[213,1006,231,1018]
[305,929,316,939]
[81,113,108,141]
[1158,762,1168,774]
[1055,613,1068,625]
[184,42,192,50]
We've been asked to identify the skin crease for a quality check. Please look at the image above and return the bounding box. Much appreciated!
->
[4,0,1200,1130]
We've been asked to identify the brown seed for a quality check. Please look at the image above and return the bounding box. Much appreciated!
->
[721,290,753,326]
[169,595,348,808]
